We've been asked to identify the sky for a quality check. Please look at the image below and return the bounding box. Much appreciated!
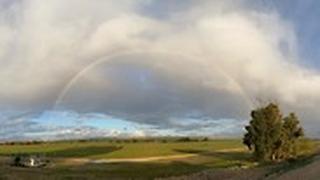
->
[1,0,320,140]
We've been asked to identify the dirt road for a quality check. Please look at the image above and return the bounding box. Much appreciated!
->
[66,153,198,165]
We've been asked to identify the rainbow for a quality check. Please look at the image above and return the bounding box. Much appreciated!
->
[53,50,254,111]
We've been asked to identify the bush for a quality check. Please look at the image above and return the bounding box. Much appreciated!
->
[13,155,21,166]
[177,137,192,142]
[202,137,209,142]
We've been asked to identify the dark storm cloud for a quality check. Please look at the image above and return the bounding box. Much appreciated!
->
[58,54,252,129]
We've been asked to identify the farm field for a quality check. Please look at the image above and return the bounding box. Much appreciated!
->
[0,139,244,159]
[0,139,318,179]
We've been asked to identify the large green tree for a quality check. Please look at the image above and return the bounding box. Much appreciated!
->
[243,103,304,162]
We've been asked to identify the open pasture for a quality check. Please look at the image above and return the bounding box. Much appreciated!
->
[0,139,317,179]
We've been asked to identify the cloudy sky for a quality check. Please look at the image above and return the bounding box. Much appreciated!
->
[1,0,320,140]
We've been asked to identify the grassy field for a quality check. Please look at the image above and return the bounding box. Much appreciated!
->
[0,139,245,158]
[0,139,318,179]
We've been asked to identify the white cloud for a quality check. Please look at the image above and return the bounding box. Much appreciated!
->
[0,0,320,138]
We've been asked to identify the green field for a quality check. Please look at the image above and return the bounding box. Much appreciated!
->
[0,139,244,158]
[0,139,317,179]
